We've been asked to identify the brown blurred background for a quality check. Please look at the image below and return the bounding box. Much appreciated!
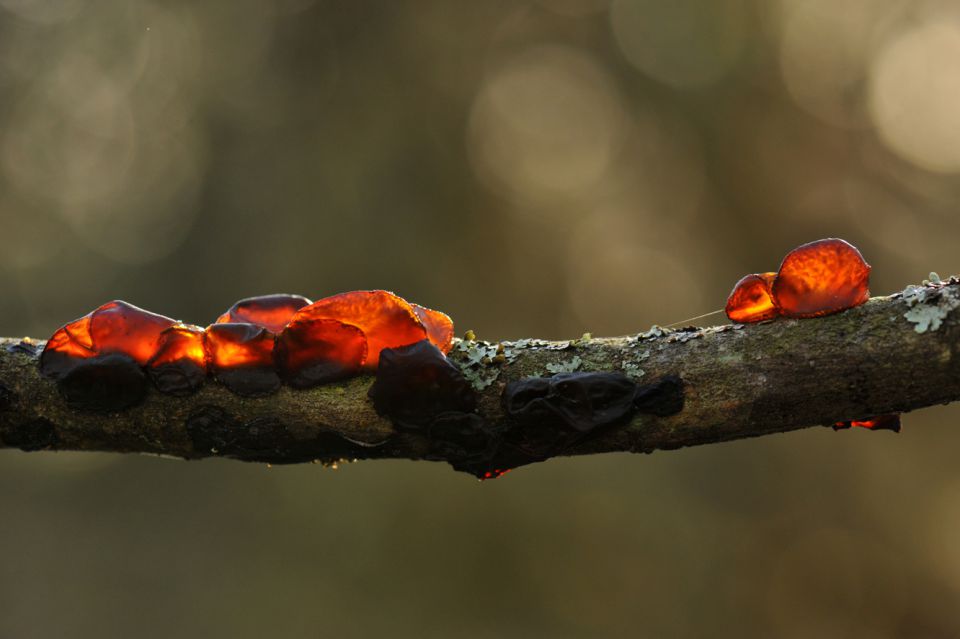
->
[2,0,960,636]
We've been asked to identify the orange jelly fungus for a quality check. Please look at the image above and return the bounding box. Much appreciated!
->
[148,325,206,368]
[411,304,455,353]
[772,238,871,318]
[204,323,276,369]
[275,318,367,387]
[835,414,901,433]
[41,301,177,377]
[287,290,429,367]
[216,294,312,333]
[725,272,777,323]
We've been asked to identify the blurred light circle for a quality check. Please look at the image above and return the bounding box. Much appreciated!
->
[468,45,625,203]
[0,0,82,24]
[869,23,960,173]
[779,0,896,128]
[610,0,746,89]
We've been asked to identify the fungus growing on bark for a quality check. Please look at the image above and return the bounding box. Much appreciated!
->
[289,290,429,368]
[40,301,177,379]
[834,414,901,433]
[503,372,638,433]
[275,318,367,388]
[411,304,455,353]
[58,353,148,411]
[216,294,313,333]
[204,323,280,396]
[773,238,871,318]
[724,238,871,323]
[368,339,476,428]
[147,325,207,396]
[725,272,777,323]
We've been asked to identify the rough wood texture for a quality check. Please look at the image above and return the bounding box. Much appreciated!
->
[1,280,959,475]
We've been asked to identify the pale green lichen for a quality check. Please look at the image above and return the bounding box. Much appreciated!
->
[545,355,582,374]
[902,283,960,333]
[453,339,501,390]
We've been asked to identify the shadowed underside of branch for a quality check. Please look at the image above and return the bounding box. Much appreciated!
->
[1,281,959,476]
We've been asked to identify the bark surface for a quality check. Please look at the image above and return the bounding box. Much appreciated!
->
[1,280,958,475]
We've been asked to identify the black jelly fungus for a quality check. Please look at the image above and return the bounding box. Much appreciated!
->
[633,375,685,417]
[57,353,147,412]
[2,418,57,451]
[503,372,638,433]
[368,339,476,428]
[149,361,206,397]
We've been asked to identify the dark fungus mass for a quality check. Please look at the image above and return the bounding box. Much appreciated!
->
[148,360,206,397]
[368,339,476,429]
[2,417,58,451]
[57,353,148,412]
[503,372,639,433]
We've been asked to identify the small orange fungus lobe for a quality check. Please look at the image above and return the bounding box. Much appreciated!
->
[40,301,176,378]
[834,414,901,433]
[288,290,427,367]
[204,323,280,396]
[216,294,312,333]
[205,323,275,369]
[772,238,871,318]
[725,272,777,323]
[411,304,455,354]
[147,325,207,396]
[275,318,367,388]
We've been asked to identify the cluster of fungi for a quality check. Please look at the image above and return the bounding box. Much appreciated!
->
[40,290,455,402]
[30,237,897,477]
[725,237,898,433]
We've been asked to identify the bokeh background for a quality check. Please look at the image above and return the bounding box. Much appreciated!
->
[2,0,960,636]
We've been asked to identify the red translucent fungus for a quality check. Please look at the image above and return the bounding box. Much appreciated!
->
[482,469,511,480]
[204,323,276,369]
[772,238,871,318]
[87,301,177,364]
[216,294,313,333]
[411,304,455,354]
[725,272,778,323]
[289,290,427,368]
[148,325,206,369]
[41,301,176,378]
[275,318,367,387]
[834,414,901,433]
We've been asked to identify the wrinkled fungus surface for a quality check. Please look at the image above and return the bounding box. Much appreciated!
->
[291,290,428,367]
[368,340,476,428]
[411,304,455,353]
[58,353,148,411]
[216,294,313,333]
[39,290,457,401]
[724,238,871,323]
[147,325,207,396]
[503,372,638,433]
[204,323,280,396]
[834,414,901,433]
[275,318,367,388]
[40,301,176,378]
[725,272,777,323]
[773,238,871,318]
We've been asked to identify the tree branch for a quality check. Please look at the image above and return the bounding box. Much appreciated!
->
[2,280,959,476]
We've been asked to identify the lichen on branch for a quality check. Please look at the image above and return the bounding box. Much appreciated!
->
[2,279,960,477]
